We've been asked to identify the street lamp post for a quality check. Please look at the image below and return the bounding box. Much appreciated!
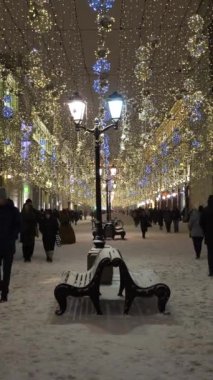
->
[106,167,117,222]
[68,92,123,248]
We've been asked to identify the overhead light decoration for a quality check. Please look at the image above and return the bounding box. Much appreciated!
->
[28,0,53,33]
[88,0,115,12]
[186,14,208,58]
[27,49,51,89]
[95,45,110,59]
[2,94,13,119]
[21,122,33,160]
[93,58,111,74]
[172,129,181,146]
[93,78,109,94]
[97,14,115,32]
[188,14,204,34]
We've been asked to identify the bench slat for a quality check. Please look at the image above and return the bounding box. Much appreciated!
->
[131,270,160,288]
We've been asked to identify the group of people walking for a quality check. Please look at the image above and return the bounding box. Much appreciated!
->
[20,201,76,263]
[1,184,213,304]
[132,206,182,237]
[132,195,213,277]
[0,187,76,302]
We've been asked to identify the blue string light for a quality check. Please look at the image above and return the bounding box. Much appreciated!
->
[88,0,115,12]
[40,138,46,161]
[160,142,169,157]
[93,58,111,74]
[152,156,158,166]
[93,79,109,94]
[145,165,152,175]
[191,140,201,148]
[52,147,57,162]
[2,106,13,119]
[2,94,13,119]
[190,105,203,123]
[172,129,181,145]
[139,176,148,188]
[21,122,32,160]
[4,138,11,145]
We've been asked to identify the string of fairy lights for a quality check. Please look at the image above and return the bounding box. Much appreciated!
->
[0,0,212,207]
[88,0,117,186]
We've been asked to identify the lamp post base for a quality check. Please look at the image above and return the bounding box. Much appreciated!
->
[93,239,105,249]
[87,247,113,285]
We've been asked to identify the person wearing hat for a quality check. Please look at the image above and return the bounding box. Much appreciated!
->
[0,187,21,302]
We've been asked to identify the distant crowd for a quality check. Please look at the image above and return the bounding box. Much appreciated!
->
[131,195,213,278]
[0,185,213,303]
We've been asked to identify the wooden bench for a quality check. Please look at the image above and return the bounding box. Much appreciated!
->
[118,262,171,314]
[54,246,122,315]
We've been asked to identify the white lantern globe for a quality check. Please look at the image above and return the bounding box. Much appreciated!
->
[107,92,124,122]
[67,93,86,126]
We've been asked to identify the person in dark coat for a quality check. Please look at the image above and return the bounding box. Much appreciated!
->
[188,206,204,259]
[59,209,76,244]
[172,207,181,232]
[163,208,172,232]
[39,210,59,262]
[0,188,21,302]
[21,202,38,262]
[200,195,213,276]
[157,209,164,230]
[139,208,150,239]
[152,207,158,224]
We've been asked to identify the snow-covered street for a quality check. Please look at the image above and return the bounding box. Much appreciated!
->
[0,217,212,380]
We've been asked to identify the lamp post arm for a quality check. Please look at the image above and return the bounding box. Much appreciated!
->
[76,125,95,134]
[100,122,118,134]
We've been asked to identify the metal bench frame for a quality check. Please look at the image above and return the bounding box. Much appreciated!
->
[118,261,171,314]
[54,247,171,316]
[54,247,122,315]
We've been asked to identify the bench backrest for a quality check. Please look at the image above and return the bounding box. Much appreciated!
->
[60,246,123,288]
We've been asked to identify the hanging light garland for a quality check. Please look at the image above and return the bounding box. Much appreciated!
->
[88,0,115,13]
[28,0,53,34]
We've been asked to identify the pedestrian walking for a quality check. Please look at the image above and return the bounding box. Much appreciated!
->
[59,209,76,244]
[163,208,172,232]
[0,188,20,302]
[200,195,213,276]
[188,206,204,259]
[157,209,164,230]
[139,208,150,239]
[20,202,38,262]
[172,207,181,232]
[39,210,59,262]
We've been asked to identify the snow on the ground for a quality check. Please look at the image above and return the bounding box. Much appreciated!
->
[0,217,213,380]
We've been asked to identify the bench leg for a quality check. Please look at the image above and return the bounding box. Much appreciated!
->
[124,293,135,314]
[90,291,102,315]
[118,266,125,296]
[54,285,69,315]
[155,285,171,313]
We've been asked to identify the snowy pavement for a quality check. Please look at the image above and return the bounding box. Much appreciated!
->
[0,218,213,380]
